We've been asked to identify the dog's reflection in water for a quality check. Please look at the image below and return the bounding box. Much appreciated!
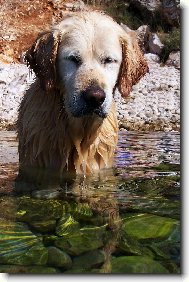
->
[15,167,122,273]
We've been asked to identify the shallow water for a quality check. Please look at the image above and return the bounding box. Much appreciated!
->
[0,130,180,274]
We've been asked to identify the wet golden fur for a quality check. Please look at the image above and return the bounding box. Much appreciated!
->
[17,11,148,175]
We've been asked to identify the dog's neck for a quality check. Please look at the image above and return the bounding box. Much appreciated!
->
[67,114,103,143]
[18,82,118,174]
[57,99,118,174]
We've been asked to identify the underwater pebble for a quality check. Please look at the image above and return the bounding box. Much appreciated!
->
[111,256,169,273]
[47,246,72,269]
[72,249,105,270]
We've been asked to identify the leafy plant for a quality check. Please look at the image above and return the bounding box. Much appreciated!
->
[158,28,180,62]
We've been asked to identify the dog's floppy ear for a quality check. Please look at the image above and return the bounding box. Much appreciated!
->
[117,33,149,97]
[25,30,60,92]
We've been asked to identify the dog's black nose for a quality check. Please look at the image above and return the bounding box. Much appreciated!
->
[82,86,106,108]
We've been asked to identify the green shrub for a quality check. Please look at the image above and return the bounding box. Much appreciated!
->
[158,28,180,62]
[117,10,142,29]
[84,0,142,29]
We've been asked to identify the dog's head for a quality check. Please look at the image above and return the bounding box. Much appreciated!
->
[25,11,148,118]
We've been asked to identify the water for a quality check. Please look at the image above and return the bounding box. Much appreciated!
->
[0,130,180,274]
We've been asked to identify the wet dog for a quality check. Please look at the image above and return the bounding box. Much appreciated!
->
[17,11,148,175]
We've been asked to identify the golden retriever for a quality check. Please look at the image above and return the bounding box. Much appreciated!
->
[17,10,148,175]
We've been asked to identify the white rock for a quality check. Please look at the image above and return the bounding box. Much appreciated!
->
[144,53,160,63]
[166,51,180,69]
[149,33,164,55]
[0,62,35,128]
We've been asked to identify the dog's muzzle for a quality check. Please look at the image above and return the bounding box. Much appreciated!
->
[69,84,108,118]
[82,85,106,109]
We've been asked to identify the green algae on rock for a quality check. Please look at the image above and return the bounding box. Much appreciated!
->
[47,246,72,269]
[56,215,80,236]
[30,220,56,233]
[55,224,108,255]
[111,256,169,274]
[0,220,48,265]
[122,213,178,241]
[0,265,60,274]
[63,268,100,274]
[118,175,180,202]
[0,196,18,221]
[117,174,180,219]
[72,249,105,270]
[16,196,64,222]
[43,235,58,246]
[117,231,154,257]
[68,202,93,220]
[146,224,180,264]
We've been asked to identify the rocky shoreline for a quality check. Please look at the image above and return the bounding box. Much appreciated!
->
[115,53,180,131]
[0,53,180,131]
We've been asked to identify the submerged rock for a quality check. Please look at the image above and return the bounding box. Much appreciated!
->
[117,231,154,257]
[111,256,169,273]
[29,219,56,233]
[63,268,100,274]
[122,213,178,241]
[43,235,58,246]
[55,224,108,255]
[147,223,180,264]
[0,219,48,265]
[68,202,93,220]
[16,196,64,222]
[118,175,180,219]
[0,196,18,220]
[56,215,80,236]
[72,249,105,270]
[0,265,59,274]
[47,246,72,269]
[32,188,64,199]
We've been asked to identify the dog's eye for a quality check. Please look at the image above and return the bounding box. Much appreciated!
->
[102,57,117,64]
[67,55,82,65]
